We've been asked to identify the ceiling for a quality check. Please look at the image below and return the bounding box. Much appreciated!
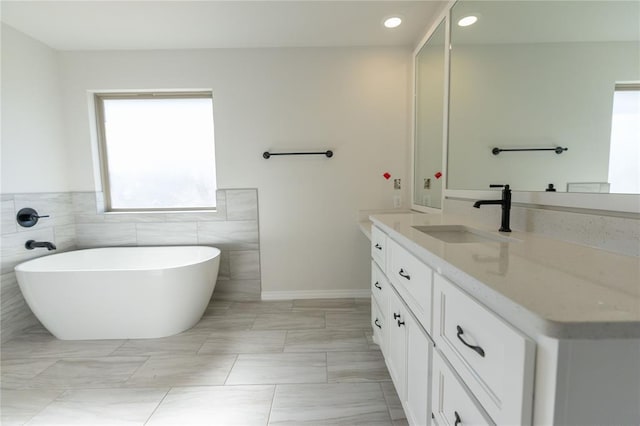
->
[0,1,445,51]
[451,1,640,44]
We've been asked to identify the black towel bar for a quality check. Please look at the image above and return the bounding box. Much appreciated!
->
[263,150,333,159]
[492,147,567,155]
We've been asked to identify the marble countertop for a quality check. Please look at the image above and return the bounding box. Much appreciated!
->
[369,212,640,340]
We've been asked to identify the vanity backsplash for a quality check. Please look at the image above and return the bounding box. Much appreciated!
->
[443,198,640,257]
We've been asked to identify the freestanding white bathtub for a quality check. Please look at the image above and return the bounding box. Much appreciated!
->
[15,246,221,340]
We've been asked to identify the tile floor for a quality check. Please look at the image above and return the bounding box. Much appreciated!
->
[1,298,407,425]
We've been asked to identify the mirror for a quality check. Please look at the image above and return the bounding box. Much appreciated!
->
[447,1,639,194]
[413,19,446,209]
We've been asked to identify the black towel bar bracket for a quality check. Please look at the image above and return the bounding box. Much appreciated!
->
[492,147,567,155]
[263,150,333,159]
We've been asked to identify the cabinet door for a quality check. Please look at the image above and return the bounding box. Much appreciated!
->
[371,226,387,271]
[432,350,494,426]
[405,311,432,426]
[387,238,433,333]
[387,288,408,401]
[433,274,534,425]
[371,296,387,355]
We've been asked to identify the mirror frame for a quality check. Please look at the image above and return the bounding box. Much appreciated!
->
[412,0,640,216]
[411,2,453,213]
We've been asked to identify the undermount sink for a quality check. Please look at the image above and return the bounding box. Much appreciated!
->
[412,225,519,244]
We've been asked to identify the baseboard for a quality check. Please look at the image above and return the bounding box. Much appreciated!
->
[261,289,371,300]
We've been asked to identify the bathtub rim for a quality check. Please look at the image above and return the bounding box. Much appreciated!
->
[14,245,222,273]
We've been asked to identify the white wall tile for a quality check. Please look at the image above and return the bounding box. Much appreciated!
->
[2,198,17,235]
[75,223,137,248]
[226,189,258,221]
[1,272,40,343]
[14,193,74,230]
[71,192,98,214]
[1,227,56,274]
[136,222,198,246]
[197,221,259,250]
[229,250,260,280]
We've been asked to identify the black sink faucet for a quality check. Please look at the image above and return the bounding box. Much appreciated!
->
[473,184,512,232]
[25,240,57,251]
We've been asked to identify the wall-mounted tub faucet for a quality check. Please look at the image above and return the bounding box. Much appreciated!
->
[473,184,512,232]
[25,240,57,251]
[16,208,50,228]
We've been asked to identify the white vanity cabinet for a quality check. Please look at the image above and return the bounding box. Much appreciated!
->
[386,269,433,426]
[371,226,433,426]
[370,224,534,426]
[432,350,494,426]
[371,262,389,354]
[371,225,387,270]
[369,216,640,426]
[433,274,535,425]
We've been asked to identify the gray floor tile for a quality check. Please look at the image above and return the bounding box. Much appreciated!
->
[225,352,326,385]
[325,311,372,329]
[146,385,274,425]
[1,334,125,359]
[284,329,368,352]
[191,313,257,331]
[1,298,401,425]
[26,388,168,425]
[1,359,58,389]
[110,331,211,357]
[199,330,286,354]
[0,389,63,425]
[269,383,392,425]
[27,357,148,389]
[364,329,382,350]
[252,312,325,330]
[381,381,406,421]
[228,300,293,314]
[213,279,261,302]
[202,300,233,316]
[125,354,237,387]
[327,351,391,383]
[292,298,357,311]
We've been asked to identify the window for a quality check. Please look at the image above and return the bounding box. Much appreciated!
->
[95,92,216,211]
[608,84,640,194]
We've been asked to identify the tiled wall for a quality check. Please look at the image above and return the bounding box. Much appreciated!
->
[444,198,640,257]
[1,189,260,343]
[1,192,77,343]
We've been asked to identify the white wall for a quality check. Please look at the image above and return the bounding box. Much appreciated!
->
[59,47,412,296]
[1,24,69,193]
[448,41,639,193]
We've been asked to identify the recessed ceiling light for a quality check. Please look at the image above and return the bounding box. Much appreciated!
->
[457,15,478,27]
[384,16,402,29]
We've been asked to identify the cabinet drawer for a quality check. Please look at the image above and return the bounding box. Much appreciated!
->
[371,262,389,314]
[371,226,387,271]
[432,350,494,426]
[433,274,534,425]
[371,297,386,354]
[387,238,433,333]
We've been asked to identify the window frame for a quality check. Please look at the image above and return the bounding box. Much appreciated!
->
[94,91,217,212]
